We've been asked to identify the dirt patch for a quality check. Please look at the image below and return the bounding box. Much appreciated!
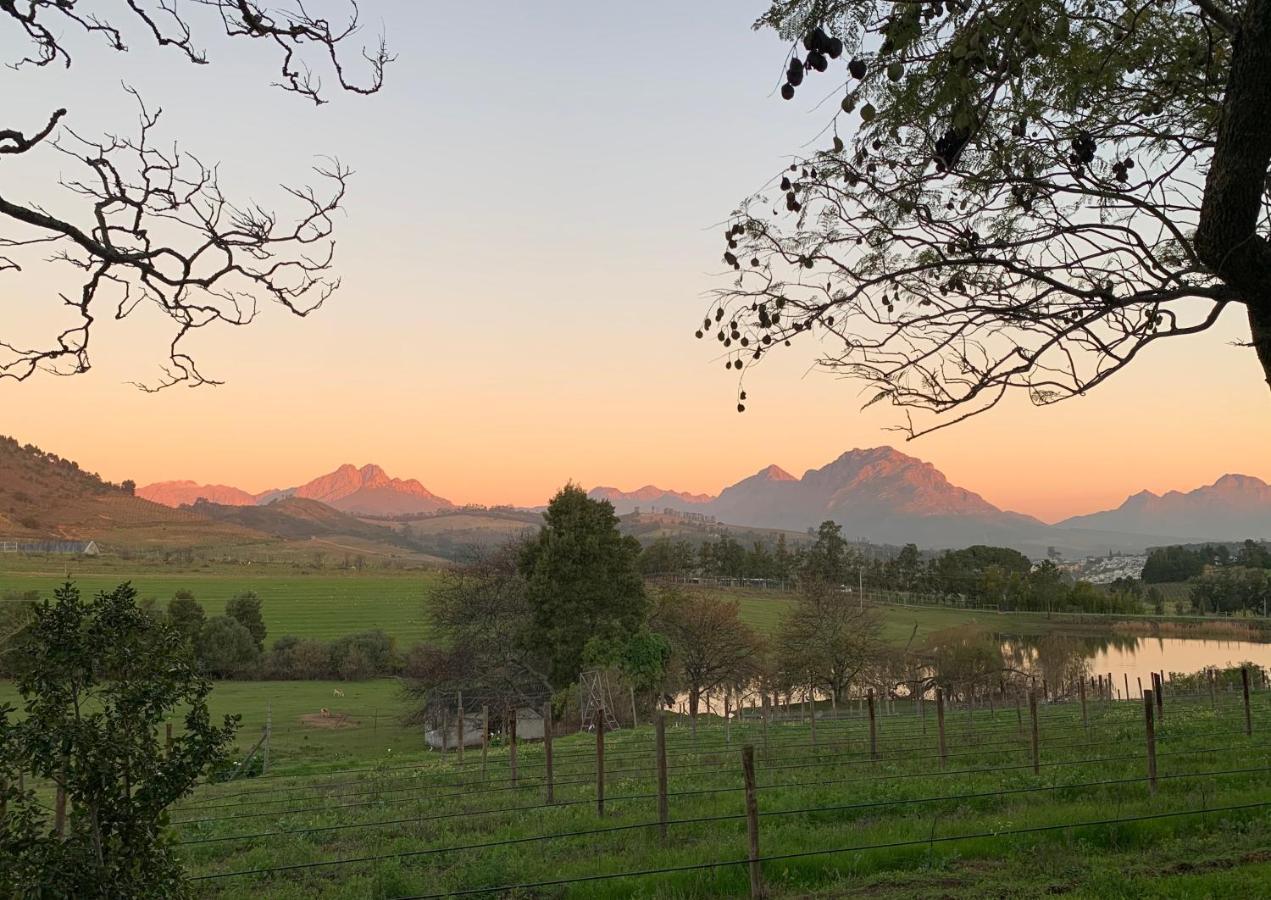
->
[300,712,359,730]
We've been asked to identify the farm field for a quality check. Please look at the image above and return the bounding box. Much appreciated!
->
[0,565,441,644]
[167,685,1271,898]
[1,562,1029,648]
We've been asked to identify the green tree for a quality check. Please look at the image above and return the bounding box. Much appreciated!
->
[196,616,259,678]
[712,2,1271,431]
[520,485,648,688]
[167,591,205,642]
[0,582,236,897]
[225,591,267,650]
[802,520,850,584]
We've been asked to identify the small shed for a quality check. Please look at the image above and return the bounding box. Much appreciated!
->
[424,712,485,750]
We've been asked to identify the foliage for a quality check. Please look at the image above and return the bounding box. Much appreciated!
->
[1143,544,1224,583]
[0,582,236,897]
[167,593,206,641]
[196,616,260,678]
[226,592,267,650]
[1190,567,1271,615]
[711,0,1271,432]
[519,485,648,688]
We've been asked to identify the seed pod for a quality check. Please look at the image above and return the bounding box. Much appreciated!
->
[849,58,867,79]
[781,82,795,100]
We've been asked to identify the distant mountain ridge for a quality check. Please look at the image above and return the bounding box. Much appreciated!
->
[595,447,1045,547]
[140,463,454,517]
[135,446,1270,556]
[1056,474,1271,541]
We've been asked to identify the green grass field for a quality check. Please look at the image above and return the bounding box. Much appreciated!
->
[0,564,441,644]
[163,686,1271,898]
[2,563,1023,651]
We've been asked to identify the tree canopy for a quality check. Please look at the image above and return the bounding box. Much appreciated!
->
[0,582,236,897]
[520,485,649,688]
[711,0,1271,434]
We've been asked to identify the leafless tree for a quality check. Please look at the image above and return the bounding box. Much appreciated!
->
[659,590,766,728]
[710,0,1271,436]
[775,579,882,704]
[1,1,391,387]
[402,544,554,725]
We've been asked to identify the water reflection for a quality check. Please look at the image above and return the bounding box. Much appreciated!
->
[1002,634,1271,697]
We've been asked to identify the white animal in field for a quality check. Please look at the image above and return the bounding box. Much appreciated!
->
[332,688,345,698]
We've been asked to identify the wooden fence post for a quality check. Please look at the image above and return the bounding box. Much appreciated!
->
[1143,689,1158,793]
[1079,676,1088,730]
[1154,673,1164,721]
[480,705,489,780]
[1014,689,1023,735]
[761,693,770,758]
[1242,666,1253,736]
[596,706,606,817]
[457,692,465,767]
[809,683,817,748]
[726,691,732,745]
[1029,690,1040,775]
[630,685,639,729]
[508,707,518,786]
[867,688,878,760]
[741,744,764,899]
[1209,669,1217,710]
[543,700,554,805]
[935,687,947,768]
[165,722,173,752]
[656,712,669,842]
[1124,673,1130,703]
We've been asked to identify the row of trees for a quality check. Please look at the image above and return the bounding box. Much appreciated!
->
[645,523,1137,615]
[1190,569,1271,616]
[404,486,1112,731]
[1142,540,1271,583]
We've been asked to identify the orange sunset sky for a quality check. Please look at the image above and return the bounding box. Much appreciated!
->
[3,1,1268,523]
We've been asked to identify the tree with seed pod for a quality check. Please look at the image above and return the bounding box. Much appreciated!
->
[0,1,390,389]
[712,1,1271,433]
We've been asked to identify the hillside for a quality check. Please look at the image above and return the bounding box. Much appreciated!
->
[189,497,418,548]
[0,436,259,550]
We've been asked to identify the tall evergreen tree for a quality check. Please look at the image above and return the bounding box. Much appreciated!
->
[520,485,648,688]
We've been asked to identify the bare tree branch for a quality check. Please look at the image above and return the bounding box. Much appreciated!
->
[1,0,390,386]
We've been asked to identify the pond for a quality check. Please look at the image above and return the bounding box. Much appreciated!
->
[1002,634,1271,699]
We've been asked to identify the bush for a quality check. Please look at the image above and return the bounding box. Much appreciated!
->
[196,616,260,678]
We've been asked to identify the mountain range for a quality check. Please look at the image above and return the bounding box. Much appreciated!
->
[139,463,453,517]
[116,447,1271,556]
[587,448,1271,555]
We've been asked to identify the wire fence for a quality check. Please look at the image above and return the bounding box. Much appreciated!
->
[177,681,1271,897]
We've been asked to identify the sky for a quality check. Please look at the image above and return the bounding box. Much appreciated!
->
[2,1,1268,524]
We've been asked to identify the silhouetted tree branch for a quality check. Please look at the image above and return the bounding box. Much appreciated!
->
[1,0,391,387]
[710,0,1270,436]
